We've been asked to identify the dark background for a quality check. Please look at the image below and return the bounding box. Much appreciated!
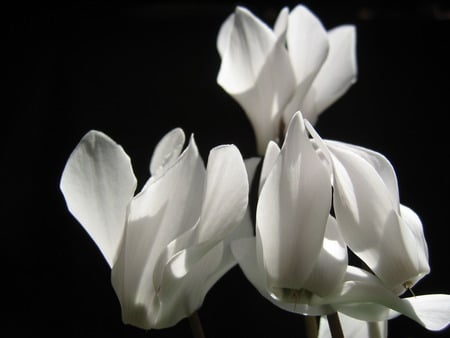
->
[5,1,450,337]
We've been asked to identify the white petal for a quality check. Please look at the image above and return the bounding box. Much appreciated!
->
[149,128,185,177]
[303,216,348,297]
[273,7,289,41]
[328,143,399,285]
[257,112,332,294]
[259,141,280,193]
[286,5,329,88]
[318,314,387,338]
[196,144,249,243]
[302,25,357,122]
[326,140,399,207]
[111,136,205,329]
[217,12,235,58]
[282,5,329,125]
[217,7,295,154]
[329,267,450,331]
[60,130,137,267]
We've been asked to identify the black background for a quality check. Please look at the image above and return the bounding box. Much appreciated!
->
[5,1,450,337]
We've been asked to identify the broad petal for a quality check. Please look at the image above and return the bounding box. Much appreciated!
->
[304,216,348,297]
[217,7,295,154]
[302,25,357,122]
[60,130,137,267]
[326,140,399,207]
[318,314,387,338]
[149,128,185,177]
[328,143,401,286]
[232,237,334,316]
[111,137,205,329]
[196,144,249,243]
[257,112,332,294]
[282,5,329,125]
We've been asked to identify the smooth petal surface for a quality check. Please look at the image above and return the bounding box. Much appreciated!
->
[303,216,348,297]
[282,5,329,125]
[273,7,289,41]
[195,145,249,243]
[60,130,137,267]
[150,128,185,178]
[329,142,429,292]
[318,314,387,338]
[257,112,331,295]
[111,136,205,329]
[217,7,295,154]
[302,25,357,123]
[259,140,280,193]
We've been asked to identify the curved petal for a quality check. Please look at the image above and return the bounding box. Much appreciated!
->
[318,314,387,338]
[302,25,357,123]
[330,268,450,331]
[259,141,280,193]
[195,144,249,243]
[282,5,329,125]
[60,130,137,267]
[217,13,235,58]
[304,216,348,297]
[232,237,334,316]
[111,136,205,329]
[217,7,295,154]
[273,7,289,41]
[326,140,399,207]
[149,128,185,177]
[257,112,332,295]
[217,6,277,95]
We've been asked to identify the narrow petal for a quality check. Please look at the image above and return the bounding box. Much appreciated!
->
[111,136,205,329]
[196,144,249,243]
[273,7,289,41]
[60,130,136,267]
[302,25,357,122]
[216,13,235,58]
[217,7,295,154]
[149,128,185,177]
[259,141,280,193]
[257,112,332,295]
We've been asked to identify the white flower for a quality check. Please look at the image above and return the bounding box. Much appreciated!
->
[326,140,430,294]
[217,5,357,154]
[60,128,249,329]
[232,111,450,331]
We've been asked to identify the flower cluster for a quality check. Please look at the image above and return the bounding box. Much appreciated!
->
[60,4,450,337]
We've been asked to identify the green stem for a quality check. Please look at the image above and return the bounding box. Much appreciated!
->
[305,316,318,338]
[188,311,206,338]
[327,312,344,338]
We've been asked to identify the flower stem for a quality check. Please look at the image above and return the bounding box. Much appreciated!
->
[188,311,206,338]
[305,316,318,338]
[327,312,344,338]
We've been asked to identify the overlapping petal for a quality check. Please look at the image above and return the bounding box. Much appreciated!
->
[60,130,137,267]
[217,5,357,154]
[257,112,332,296]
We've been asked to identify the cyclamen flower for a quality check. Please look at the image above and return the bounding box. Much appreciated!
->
[232,111,450,331]
[60,128,249,329]
[217,5,356,154]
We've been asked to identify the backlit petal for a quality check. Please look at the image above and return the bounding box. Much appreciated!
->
[302,25,357,122]
[60,130,136,267]
[150,128,185,178]
[257,112,331,294]
[318,314,387,338]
